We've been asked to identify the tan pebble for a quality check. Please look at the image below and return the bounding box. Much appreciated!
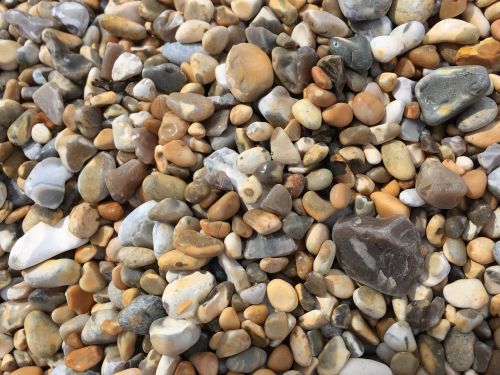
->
[100,15,147,40]
[260,257,289,273]
[329,183,352,210]
[163,140,197,167]
[190,352,219,375]
[462,168,487,199]
[404,102,421,119]
[440,0,467,18]
[267,279,298,312]
[10,367,43,375]
[97,201,124,221]
[302,191,335,222]
[304,84,336,108]
[351,92,384,126]
[325,269,354,299]
[408,45,441,68]
[230,104,253,125]
[370,191,410,218]
[467,237,495,265]
[267,344,293,372]
[243,209,282,235]
[207,191,241,221]
[381,180,400,197]
[219,307,240,331]
[200,219,231,239]
[243,305,268,325]
[322,103,353,127]
[101,319,124,336]
[492,19,500,41]
[311,66,333,89]
[394,57,416,78]
[464,259,485,279]
[464,120,500,148]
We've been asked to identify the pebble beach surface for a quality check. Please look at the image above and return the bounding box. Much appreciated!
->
[0,0,499,374]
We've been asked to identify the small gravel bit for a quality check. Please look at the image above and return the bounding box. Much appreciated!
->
[0,0,499,374]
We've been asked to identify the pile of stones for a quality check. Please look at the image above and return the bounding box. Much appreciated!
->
[0,0,499,373]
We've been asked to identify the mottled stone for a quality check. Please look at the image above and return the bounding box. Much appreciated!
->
[332,215,423,297]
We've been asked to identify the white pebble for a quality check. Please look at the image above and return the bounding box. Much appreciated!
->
[215,64,229,89]
[462,3,491,38]
[419,252,451,287]
[133,78,157,101]
[363,144,382,165]
[456,156,474,171]
[383,321,416,352]
[399,188,425,207]
[111,52,143,81]
[390,21,425,53]
[392,77,415,105]
[370,35,404,63]
[382,100,405,124]
[130,111,153,127]
[31,123,52,144]
[237,147,271,174]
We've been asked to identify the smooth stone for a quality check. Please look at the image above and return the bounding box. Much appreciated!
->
[415,158,467,209]
[258,86,297,127]
[329,35,372,72]
[117,295,166,335]
[338,0,392,20]
[383,321,416,352]
[226,43,274,103]
[302,10,349,37]
[174,230,224,258]
[465,120,500,148]
[33,82,64,125]
[443,279,489,309]
[162,271,215,319]
[400,119,425,142]
[332,215,423,297]
[142,172,187,202]
[0,40,21,70]
[339,358,392,375]
[424,19,480,44]
[317,336,350,375]
[245,27,277,54]
[118,201,156,247]
[8,216,87,270]
[370,36,404,63]
[142,63,186,94]
[161,42,207,65]
[52,2,89,36]
[0,99,24,129]
[55,132,96,172]
[24,258,80,287]
[444,328,475,372]
[3,10,58,43]
[244,233,297,259]
[25,311,62,358]
[149,198,192,223]
[166,93,214,122]
[390,21,426,54]
[415,66,490,126]
[381,140,415,180]
[353,286,386,319]
[150,317,200,356]
[272,47,304,94]
[24,157,72,209]
[349,17,392,41]
[399,188,425,207]
[283,213,314,240]
[226,347,267,373]
[270,128,300,165]
[78,152,115,203]
[457,96,498,132]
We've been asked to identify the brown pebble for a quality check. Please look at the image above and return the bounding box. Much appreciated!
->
[174,361,196,375]
[97,201,124,221]
[351,92,384,125]
[190,352,219,375]
[66,284,94,314]
[408,45,441,68]
[10,367,43,375]
[267,344,293,372]
[492,19,500,41]
[65,345,103,372]
[322,103,353,128]
[462,168,487,199]
[207,191,241,221]
[329,183,352,210]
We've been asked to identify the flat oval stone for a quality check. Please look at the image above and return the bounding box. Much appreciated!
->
[173,229,224,258]
[456,96,498,132]
[78,152,115,203]
[150,317,200,356]
[332,215,423,297]
[415,65,490,126]
[415,159,467,209]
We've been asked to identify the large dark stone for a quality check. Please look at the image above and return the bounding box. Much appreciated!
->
[332,215,423,297]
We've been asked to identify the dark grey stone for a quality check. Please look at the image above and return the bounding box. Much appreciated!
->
[329,35,372,71]
[117,295,166,335]
[332,215,423,297]
[142,63,186,94]
[244,232,298,259]
[245,27,277,54]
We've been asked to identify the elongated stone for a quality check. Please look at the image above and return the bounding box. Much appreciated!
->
[332,215,423,297]
[243,233,297,259]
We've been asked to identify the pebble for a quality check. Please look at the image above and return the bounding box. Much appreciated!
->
[226,43,274,102]
[267,279,298,312]
[258,86,297,127]
[332,215,423,297]
[415,65,490,126]
[384,321,416,352]
[292,99,322,130]
[25,310,62,358]
[150,317,201,356]
[33,82,64,126]
[381,140,415,180]
[318,336,350,375]
[457,96,498,132]
[8,216,87,270]
[416,159,467,209]
[339,358,392,375]
[424,19,480,44]
[338,0,392,20]
[167,93,215,122]
[370,36,404,63]
[117,295,166,335]
[444,328,476,371]
[443,279,489,309]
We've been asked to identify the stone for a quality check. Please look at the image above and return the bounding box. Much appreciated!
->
[101,14,147,40]
[167,93,214,122]
[68,203,99,238]
[25,311,61,358]
[457,97,498,132]
[332,215,423,297]
[244,233,297,259]
[24,157,72,209]
[105,160,148,203]
[415,159,467,209]
[0,40,21,71]
[353,286,386,319]
[142,172,187,201]
[292,99,322,130]
[444,328,475,372]
[78,152,115,203]
[24,258,80,287]
[162,271,215,319]
[226,347,267,373]
[339,359,392,375]
[267,279,298,312]
[465,120,500,148]
[415,66,490,126]
[258,86,297,127]
[318,336,350,375]
[226,43,273,102]
[216,329,251,357]
[33,82,64,126]
[174,230,224,258]
[142,63,186,94]
[456,37,500,71]
[329,36,372,72]
[118,201,156,247]
[384,321,416,352]
[65,345,103,372]
[118,295,166,335]
[272,48,304,94]
[302,10,349,37]
[443,279,489,309]
[150,317,201,356]
[8,216,87,270]
[370,36,404,63]
[52,2,89,36]
[270,128,301,165]
[338,0,392,20]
